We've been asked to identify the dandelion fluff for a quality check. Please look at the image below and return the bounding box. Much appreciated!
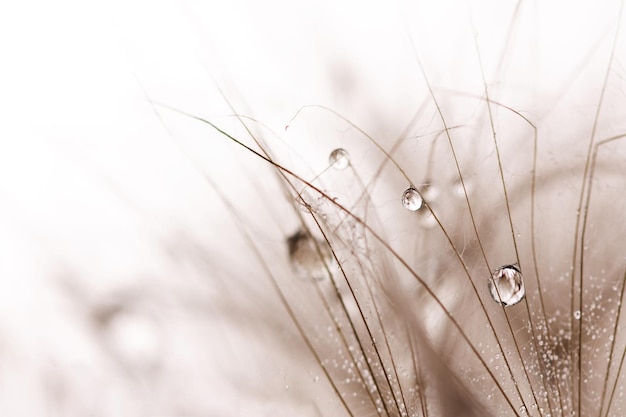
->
[2,0,626,416]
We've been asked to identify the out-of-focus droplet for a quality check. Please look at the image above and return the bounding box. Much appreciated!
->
[287,229,333,281]
[402,187,423,211]
[453,177,473,198]
[107,310,161,370]
[488,264,525,306]
[329,148,350,170]
[420,183,439,202]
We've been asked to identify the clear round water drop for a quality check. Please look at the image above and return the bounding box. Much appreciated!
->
[488,264,525,306]
[574,310,581,320]
[329,148,350,170]
[402,187,423,211]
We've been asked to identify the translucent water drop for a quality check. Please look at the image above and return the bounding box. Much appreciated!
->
[402,187,423,211]
[574,310,581,320]
[488,264,525,306]
[329,148,350,170]
[287,229,333,280]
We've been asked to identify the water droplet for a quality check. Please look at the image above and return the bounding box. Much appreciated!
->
[402,187,423,211]
[329,148,350,170]
[574,310,581,320]
[287,229,333,281]
[488,264,525,306]
[520,405,527,414]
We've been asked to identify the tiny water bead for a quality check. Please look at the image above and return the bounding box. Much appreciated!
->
[488,264,525,307]
[574,310,582,320]
[286,229,333,281]
[401,187,423,211]
[328,148,350,170]
[296,190,329,216]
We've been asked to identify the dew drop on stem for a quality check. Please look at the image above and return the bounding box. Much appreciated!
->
[488,264,525,307]
[401,187,423,211]
[328,148,350,170]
